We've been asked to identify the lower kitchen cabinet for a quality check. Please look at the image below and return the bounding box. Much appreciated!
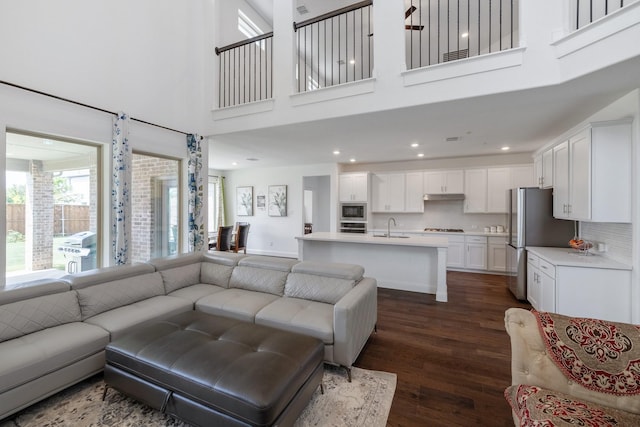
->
[465,236,487,270]
[526,247,632,323]
[488,236,507,272]
[447,235,465,268]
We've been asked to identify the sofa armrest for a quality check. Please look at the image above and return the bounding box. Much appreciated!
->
[333,277,377,368]
[504,308,640,414]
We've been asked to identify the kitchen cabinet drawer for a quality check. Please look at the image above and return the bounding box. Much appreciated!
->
[466,236,487,244]
[538,259,555,277]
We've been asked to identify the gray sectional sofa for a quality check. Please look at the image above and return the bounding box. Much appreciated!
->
[0,252,377,420]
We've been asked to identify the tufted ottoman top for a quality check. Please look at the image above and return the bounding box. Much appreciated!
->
[105,311,324,426]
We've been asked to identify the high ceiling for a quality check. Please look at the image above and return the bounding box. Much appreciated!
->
[209,54,640,170]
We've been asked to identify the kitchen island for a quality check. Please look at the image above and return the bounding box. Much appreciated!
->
[295,232,449,302]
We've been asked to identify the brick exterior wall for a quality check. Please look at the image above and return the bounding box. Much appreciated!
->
[25,160,54,270]
[131,154,179,264]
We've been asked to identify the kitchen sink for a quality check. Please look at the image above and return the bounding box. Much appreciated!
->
[372,234,410,238]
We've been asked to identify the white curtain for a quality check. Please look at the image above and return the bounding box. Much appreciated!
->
[187,134,205,251]
[111,112,131,264]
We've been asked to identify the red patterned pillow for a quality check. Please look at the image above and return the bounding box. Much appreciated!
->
[505,384,640,426]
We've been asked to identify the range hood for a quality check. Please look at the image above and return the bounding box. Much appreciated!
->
[423,193,466,201]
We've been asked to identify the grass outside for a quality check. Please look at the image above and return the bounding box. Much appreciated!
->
[6,236,70,272]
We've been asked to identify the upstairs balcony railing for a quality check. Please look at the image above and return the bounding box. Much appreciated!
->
[575,0,638,29]
[294,1,374,92]
[405,0,519,70]
[215,32,273,108]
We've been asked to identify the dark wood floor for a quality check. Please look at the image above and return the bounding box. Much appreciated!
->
[354,271,531,427]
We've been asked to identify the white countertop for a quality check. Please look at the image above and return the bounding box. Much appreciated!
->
[296,232,448,248]
[527,246,632,270]
[369,229,509,238]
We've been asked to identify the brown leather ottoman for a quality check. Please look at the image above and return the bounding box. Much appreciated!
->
[104,311,324,427]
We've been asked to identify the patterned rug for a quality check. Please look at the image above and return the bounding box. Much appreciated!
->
[534,310,640,395]
[0,365,396,427]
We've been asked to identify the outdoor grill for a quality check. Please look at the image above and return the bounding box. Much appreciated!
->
[57,231,97,273]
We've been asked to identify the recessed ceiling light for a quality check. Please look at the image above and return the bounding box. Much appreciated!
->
[43,139,54,145]
[231,162,238,166]
[349,59,356,65]
[417,153,425,157]
[349,158,356,163]
[333,150,340,155]
[501,146,510,151]
[461,32,469,38]
[410,143,419,148]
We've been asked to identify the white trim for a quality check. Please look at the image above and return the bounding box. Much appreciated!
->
[290,78,376,107]
[552,1,640,58]
[212,98,275,120]
[401,47,526,87]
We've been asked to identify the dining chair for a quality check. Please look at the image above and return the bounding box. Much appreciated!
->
[231,223,250,254]
[215,226,233,251]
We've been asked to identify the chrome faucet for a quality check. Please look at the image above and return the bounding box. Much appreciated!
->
[387,217,396,237]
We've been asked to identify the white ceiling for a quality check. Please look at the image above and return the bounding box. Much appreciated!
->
[208,54,640,171]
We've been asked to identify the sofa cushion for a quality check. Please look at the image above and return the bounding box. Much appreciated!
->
[0,279,70,305]
[159,264,202,294]
[83,295,192,340]
[147,252,204,271]
[284,273,355,305]
[0,322,109,394]
[256,297,334,345]
[229,266,289,296]
[0,291,81,343]
[238,256,299,271]
[203,251,246,266]
[168,284,226,303]
[63,263,155,290]
[291,261,364,281]
[195,289,279,323]
[505,384,640,426]
[76,272,165,320]
[200,262,234,288]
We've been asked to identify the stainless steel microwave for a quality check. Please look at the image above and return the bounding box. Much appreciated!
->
[340,203,366,222]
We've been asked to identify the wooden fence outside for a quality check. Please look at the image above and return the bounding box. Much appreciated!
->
[6,204,90,236]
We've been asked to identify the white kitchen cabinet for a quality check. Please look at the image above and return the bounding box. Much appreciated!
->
[510,165,534,189]
[527,247,632,322]
[404,171,424,213]
[553,120,632,222]
[423,170,464,194]
[487,168,510,213]
[488,236,507,272]
[533,155,543,188]
[339,173,369,202]
[463,169,487,213]
[371,173,405,212]
[447,235,465,268]
[541,148,553,189]
[465,235,487,270]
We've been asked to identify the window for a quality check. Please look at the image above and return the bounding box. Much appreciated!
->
[5,132,100,285]
[131,153,180,263]
[208,176,221,234]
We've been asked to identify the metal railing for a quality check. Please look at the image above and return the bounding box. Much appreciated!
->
[575,0,637,29]
[215,32,273,108]
[294,0,374,92]
[406,0,519,70]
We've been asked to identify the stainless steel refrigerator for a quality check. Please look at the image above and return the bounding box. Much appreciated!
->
[505,188,574,300]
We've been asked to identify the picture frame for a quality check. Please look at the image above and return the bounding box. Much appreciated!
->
[268,185,287,217]
[236,186,253,216]
[256,194,266,210]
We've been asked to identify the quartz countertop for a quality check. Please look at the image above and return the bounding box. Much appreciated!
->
[369,229,509,238]
[296,232,448,248]
[527,246,632,270]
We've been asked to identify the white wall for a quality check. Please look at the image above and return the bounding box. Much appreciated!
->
[0,0,206,134]
[224,163,337,257]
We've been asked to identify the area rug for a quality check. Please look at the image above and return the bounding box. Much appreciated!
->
[0,365,396,427]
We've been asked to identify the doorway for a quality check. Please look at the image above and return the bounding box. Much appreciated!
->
[302,175,330,234]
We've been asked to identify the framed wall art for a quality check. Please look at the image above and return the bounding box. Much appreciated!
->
[236,186,253,216]
[268,185,287,217]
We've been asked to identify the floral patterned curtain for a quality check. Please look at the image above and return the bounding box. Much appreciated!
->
[111,112,131,264]
[187,134,205,251]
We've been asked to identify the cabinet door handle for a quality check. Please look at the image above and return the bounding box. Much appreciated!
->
[568,204,572,214]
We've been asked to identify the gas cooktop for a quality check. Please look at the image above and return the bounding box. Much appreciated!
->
[424,228,465,233]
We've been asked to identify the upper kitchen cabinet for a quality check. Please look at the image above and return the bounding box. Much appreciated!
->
[423,170,464,194]
[404,171,425,213]
[464,169,487,213]
[553,119,632,222]
[533,148,553,189]
[339,173,369,202]
[466,165,533,213]
[371,173,406,212]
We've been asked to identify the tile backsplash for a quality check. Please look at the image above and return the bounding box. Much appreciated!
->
[580,222,632,265]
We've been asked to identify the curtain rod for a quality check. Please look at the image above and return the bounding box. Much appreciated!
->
[0,79,196,137]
